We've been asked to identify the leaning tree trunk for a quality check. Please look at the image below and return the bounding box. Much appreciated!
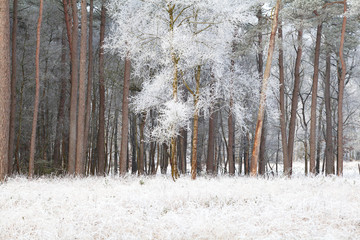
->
[68,0,79,174]
[29,0,44,178]
[309,23,322,175]
[97,1,106,176]
[8,0,18,175]
[75,0,88,176]
[250,0,281,176]
[337,1,347,176]
[0,0,11,181]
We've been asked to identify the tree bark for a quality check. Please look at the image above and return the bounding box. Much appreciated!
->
[68,0,79,174]
[29,0,44,178]
[337,1,347,176]
[309,23,322,175]
[8,0,18,175]
[84,0,94,175]
[120,56,131,175]
[97,1,106,176]
[325,48,334,175]
[75,0,87,176]
[191,65,201,180]
[0,0,11,181]
[206,107,217,175]
[250,0,281,176]
[138,112,146,175]
[278,25,289,176]
[287,28,303,175]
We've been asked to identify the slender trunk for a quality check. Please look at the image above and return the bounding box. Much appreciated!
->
[84,0,94,173]
[316,102,324,174]
[29,0,44,178]
[309,23,322,175]
[0,0,11,180]
[53,27,68,169]
[287,28,303,175]
[278,25,289,175]
[191,66,201,179]
[68,0,79,174]
[131,113,138,174]
[138,112,146,175]
[228,99,235,175]
[337,1,347,176]
[97,2,106,175]
[325,49,334,175]
[250,0,281,176]
[8,0,18,175]
[120,57,131,175]
[258,117,267,175]
[75,0,87,175]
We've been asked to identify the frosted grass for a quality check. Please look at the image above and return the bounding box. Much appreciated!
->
[0,162,359,240]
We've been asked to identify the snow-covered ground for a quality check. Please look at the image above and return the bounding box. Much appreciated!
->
[0,161,359,240]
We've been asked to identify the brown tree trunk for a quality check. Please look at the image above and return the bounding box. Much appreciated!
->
[207,108,217,175]
[120,56,131,175]
[53,27,68,169]
[29,0,44,178]
[325,48,334,175]
[191,66,201,180]
[287,28,303,175]
[278,25,289,176]
[84,0,94,175]
[309,23,322,175]
[68,0,79,174]
[97,1,106,176]
[250,0,281,176]
[75,0,88,176]
[0,0,11,181]
[258,117,267,175]
[138,112,146,175]
[337,1,347,176]
[8,0,18,175]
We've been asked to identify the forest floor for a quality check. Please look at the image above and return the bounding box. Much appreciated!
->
[0,161,359,240]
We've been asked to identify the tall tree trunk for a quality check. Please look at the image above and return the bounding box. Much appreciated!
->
[120,56,131,175]
[97,1,106,175]
[287,28,303,175]
[278,25,289,176]
[29,0,44,178]
[337,1,347,176]
[8,0,18,175]
[53,27,68,169]
[207,108,217,175]
[309,23,322,175]
[191,65,201,180]
[84,0,94,174]
[0,0,11,181]
[250,0,281,176]
[75,0,88,175]
[316,101,324,174]
[138,112,146,175]
[258,117,267,175]
[68,0,79,174]
[325,48,334,175]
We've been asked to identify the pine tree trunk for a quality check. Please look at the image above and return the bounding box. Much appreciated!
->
[278,25,290,176]
[337,1,347,176]
[84,0,94,175]
[309,23,322,175]
[325,48,334,175]
[138,112,146,175]
[287,28,303,175]
[250,0,281,176]
[75,0,88,176]
[68,0,79,174]
[29,0,44,178]
[207,107,217,175]
[97,1,106,176]
[191,66,201,180]
[0,0,11,181]
[8,0,18,175]
[120,56,131,175]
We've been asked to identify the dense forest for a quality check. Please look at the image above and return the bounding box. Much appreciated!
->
[0,0,360,181]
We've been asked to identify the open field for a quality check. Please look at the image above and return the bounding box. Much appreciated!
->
[0,161,359,240]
